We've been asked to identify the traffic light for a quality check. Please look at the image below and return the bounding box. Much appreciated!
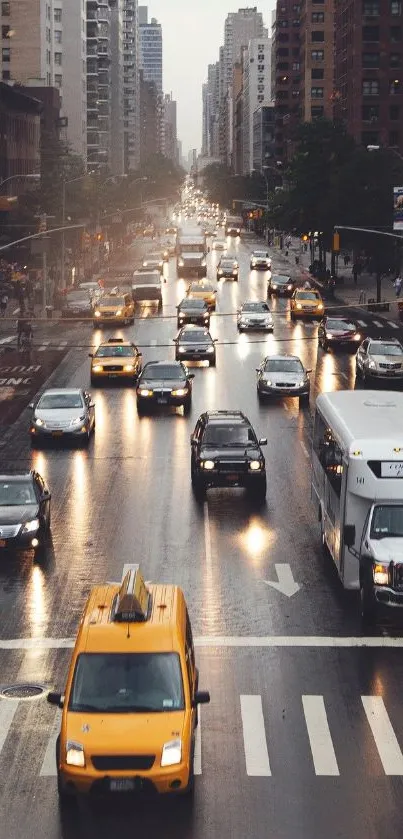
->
[301,234,309,242]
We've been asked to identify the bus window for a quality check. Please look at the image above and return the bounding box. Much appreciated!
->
[313,411,343,496]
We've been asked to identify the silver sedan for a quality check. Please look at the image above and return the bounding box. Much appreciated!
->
[355,338,403,383]
[29,388,95,446]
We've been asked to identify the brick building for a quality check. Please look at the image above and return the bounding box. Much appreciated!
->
[0,83,41,186]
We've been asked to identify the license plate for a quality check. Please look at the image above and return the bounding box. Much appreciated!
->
[108,374,118,378]
[0,540,6,548]
[226,473,239,481]
[157,398,168,404]
[52,431,64,437]
[109,778,135,792]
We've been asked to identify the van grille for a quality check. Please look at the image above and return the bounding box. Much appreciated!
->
[91,755,155,771]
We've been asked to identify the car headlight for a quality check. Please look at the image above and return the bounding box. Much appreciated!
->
[178,347,186,353]
[66,741,85,768]
[202,460,215,470]
[206,346,214,353]
[249,460,262,471]
[22,519,39,533]
[71,415,86,427]
[161,738,182,767]
[272,284,277,290]
[263,377,272,385]
[251,260,256,266]
[35,417,44,427]
[115,309,122,316]
[287,285,293,291]
[368,360,376,369]
[124,364,135,372]
[94,310,101,317]
[297,380,306,388]
[204,313,209,320]
[92,364,103,373]
[143,261,148,267]
[354,333,361,341]
[218,270,223,276]
[171,387,187,396]
[317,303,324,310]
[296,303,302,309]
[201,258,206,266]
[138,388,153,397]
[178,258,184,266]
[326,332,333,339]
[373,564,389,586]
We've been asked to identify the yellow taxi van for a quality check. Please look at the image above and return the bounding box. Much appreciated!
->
[48,566,210,801]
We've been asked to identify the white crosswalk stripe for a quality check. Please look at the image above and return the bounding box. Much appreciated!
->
[1,693,403,779]
[373,320,384,328]
[38,341,50,351]
[357,320,367,327]
[387,321,399,329]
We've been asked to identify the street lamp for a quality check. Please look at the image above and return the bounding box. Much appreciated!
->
[367,144,403,163]
[0,173,40,192]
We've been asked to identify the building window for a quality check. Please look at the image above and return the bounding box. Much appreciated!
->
[362,79,379,94]
[1,47,10,62]
[55,74,62,88]
[363,0,380,13]
[2,69,10,79]
[2,25,10,39]
[390,130,400,145]
[312,12,324,22]
[363,25,380,40]
[1,2,10,14]
[54,8,62,22]
[311,106,324,118]
[362,130,379,144]
[390,52,402,66]
[391,25,402,40]
[311,30,324,42]
[390,104,400,118]
[292,62,300,70]
[46,72,51,85]
[362,104,379,120]
[46,49,51,64]
[363,52,380,67]
[258,64,264,71]
[311,68,324,79]
[390,78,401,93]
[311,49,324,60]
[311,86,324,98]
[257,95,264,102]
[391,1,402,14]
[54,52,62,65]
[54,30,62,43]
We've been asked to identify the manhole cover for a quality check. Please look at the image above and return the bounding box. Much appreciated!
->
[1,683,47,700]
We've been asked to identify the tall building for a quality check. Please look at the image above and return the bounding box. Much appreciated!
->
[139,70,159,164]
[334,0,403,155]
[242,36,272,174]
[202,62,220,158]
[123,0,140,171]
[86,0,117,172]
[138,7,162,93]
[221,6,267,165]
[0,0,87,161]
[110,0,124,175]
[272,0,302,162]
[299,0,334,123]
[0,83,41,186]
[252,104,275,173]
[163,93,178,164]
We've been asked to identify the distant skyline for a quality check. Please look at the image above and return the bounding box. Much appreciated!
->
[143,2,276,159]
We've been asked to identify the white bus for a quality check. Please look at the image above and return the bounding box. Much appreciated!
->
[312,391,403,623]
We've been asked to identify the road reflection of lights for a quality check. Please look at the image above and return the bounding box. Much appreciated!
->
[121,389,137,447]
[264,333,280,353]
[28,564,47,639]
[237,332,251,360]
[31,450,46,479]
[92,391,107,438]
[240,519,273,568]
[319,352,338,393]
[176,279,186,302]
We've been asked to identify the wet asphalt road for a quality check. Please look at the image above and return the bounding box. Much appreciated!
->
[0,227,403,839]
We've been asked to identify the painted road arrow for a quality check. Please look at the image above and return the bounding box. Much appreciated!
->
[263,564,301,598]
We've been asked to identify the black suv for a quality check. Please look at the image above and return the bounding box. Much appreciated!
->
[136,360,194,414]
[190,411,267,501]
[0,471,51,561]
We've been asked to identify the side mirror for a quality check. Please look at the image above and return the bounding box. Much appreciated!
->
[214,338,218,343]
[42,491,51,501]
[259,437,268,446]
[192,690,211,707]
[344,524,356,548]
[47,691,64,708]
[88,353,93,358]
[190,434,196,444]
[28,402,35,409]
[188,373,195,379]
[256,368,260,372]
[306,369,312,373]
[89,402,95,409]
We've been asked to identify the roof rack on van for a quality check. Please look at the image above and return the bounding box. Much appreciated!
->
[113,565,150,623]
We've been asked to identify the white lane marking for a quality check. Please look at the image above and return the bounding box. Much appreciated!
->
[193,708,202,775]
[40,712,61,776]
[0,336,13,344]
[204,502,212,566]
[12,307,19,315]
[361,696,403,775]
[240,695,271,776]
[373,320,384,328]
[357,320,366,327]
[302,695,339,776]
[4,635,403,649]
[388,321,399,329]
[38,341,50,351]
[0,700,19,755]
[59,340,68,348]
[300,440,310,458]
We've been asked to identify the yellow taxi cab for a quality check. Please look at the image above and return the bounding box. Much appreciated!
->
[187,280,217,311]
[93,289,135,326]
[290,287,324,320]
[48,566,210,802]
[89,338,143,385]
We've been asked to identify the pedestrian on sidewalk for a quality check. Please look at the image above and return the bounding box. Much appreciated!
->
[352,263,359,285]
[394,276,402,297]
[0,293,8,317]
[343,252,350,267]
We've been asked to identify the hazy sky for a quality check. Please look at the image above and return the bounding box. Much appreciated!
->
[144,1,276,159]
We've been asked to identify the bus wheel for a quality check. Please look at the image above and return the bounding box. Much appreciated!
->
[360,582,377,628]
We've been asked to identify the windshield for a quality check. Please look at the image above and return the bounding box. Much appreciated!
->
[264,359,303,373]
[297,291,320,300]
[189,284,213,292]
[180,331,210,343]
[371,505,403,538]
[179,243,205,253]
[37,392,84,409]
[69,652,184,713]
[144,365,186,380]
[326,320,355,330]
[143,255,161,262]
[179,299,205,309]
[370,343,403,356]
[66,291,90,303]
[254,252,269,258]
[242,302,269,313]
[203,424,256,447]
[99,297,125,307]
[0,480,36,506]
[272,276,290,284]
[220,261,235,268]
[95,346,134,358]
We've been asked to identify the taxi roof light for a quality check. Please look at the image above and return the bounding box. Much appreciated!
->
[108,337,124,343]
[113,565,150,623]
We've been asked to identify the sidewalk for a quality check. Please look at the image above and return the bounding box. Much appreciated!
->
[273,236,403,324]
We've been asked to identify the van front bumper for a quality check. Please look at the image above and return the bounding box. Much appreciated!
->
[59,761,192,796]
